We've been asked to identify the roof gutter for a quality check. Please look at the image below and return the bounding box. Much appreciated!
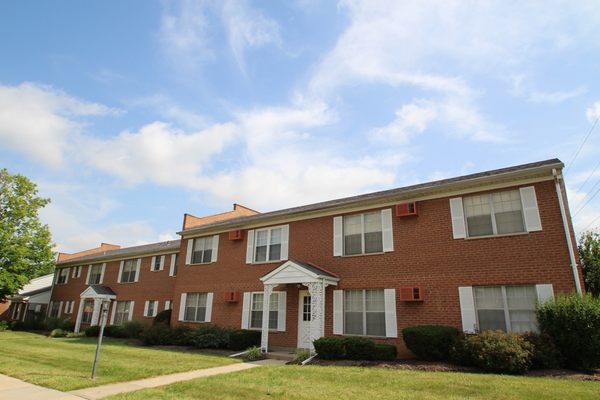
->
[553,168,583,295]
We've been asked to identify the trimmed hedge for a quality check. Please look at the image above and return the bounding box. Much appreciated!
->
[402,325,459,361]
[313,337,346,359]
[153,309,172,326]
[140,324,174,346]
[451,331,532,375]
[343,337,376,360]
[85,325,100,337]
[374,344,398,361]
[313,336,397,361]
[521,332,561,369]
[228,329,261,351]
[537,294,600,372]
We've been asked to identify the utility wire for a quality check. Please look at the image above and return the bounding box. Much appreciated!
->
[574,157,600,195]
[581,213,600,232]
[573,179,600,217]
[565,117,599,173]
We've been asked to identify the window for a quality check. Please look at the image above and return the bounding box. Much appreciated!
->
[120,259,138,283]
[302,295,311,322]
[250,292,279,330]
[343,212,383,255]
[72,266,82,278]
[192,237,213,264]
[145,300,158,317]
[152,257,161,271]
[344,289,385,336]
[170,254,178,277]
[56,268,69,284]
[165,300,172,310]
[254,227,282,262]
[114,301,132,325]
[464,190,525,237]
[49,302,61,318]
[81,299,94,324]
[88,264,103,285]
[474,285,537,333]
[184,293,208,322]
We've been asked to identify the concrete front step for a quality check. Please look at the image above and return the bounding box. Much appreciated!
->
[266,348,296,361]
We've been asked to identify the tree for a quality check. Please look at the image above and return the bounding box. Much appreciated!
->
[578,231,600,297]
[0,169,54,300]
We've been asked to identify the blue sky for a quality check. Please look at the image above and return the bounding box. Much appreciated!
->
[1,1,600,253]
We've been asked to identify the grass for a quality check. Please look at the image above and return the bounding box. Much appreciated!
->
[0,330,238,391]
[107,365,600,400]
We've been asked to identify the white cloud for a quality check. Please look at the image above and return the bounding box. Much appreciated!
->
[510,75,586,104]
[222,0,281,75]
[131,94,211,130]
[79,121,238,187]
[159,0,215,70]
[587,101,600,122]
[371,100,438,143]
[0,82,119,167]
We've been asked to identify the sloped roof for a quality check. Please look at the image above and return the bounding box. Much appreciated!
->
[57,240,181,267]
[81,285,117,298]
[18,274,53,296]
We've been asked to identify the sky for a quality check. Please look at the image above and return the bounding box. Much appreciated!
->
[1,0,600,253]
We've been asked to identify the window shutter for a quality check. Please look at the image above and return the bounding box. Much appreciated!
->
[144,301,149,317]
[86,265,92,285]
[383,288,398,338]
[178,293,187,321]
[205,293,214,322]
[535,284,554,305]
[64,301,69,314]
[450,198,467,239]
[186,239,193,265]
[333,290,343,334]
[117,261,124,283]
[72,267,76,278]
[128,302,135,321]
[165,300,171,310]
[153,301,159,317]
[57,302,63,317]
[135,259,141,282]
[48,301,53,317]
[100,263,106,284]
[381,209,394,252]
[211,235,219,263]
[333,216,343,256]
[520,186,542,232]
[241,292,251,328]
[150,256,156,271]
[277,292,287,331]
[159,255,165,271]
[169,254,176,276]
[245,230,255,264]
[458,286,476,333]
[280,225,289,261]
[110,302,116,325]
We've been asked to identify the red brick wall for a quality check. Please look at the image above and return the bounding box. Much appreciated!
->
[172,179,583,355]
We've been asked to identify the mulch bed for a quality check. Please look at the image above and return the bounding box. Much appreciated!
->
[310,359,600,381]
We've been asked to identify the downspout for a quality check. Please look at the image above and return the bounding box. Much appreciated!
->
[553,169,583,295]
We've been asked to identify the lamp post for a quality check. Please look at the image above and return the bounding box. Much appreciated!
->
[91,300,110,379]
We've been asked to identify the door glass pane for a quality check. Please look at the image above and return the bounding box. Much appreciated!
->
[303,296,311,322]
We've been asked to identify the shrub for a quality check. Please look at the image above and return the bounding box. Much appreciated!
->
[9,320,25,331]
[44,317,62,331]
[228,329,261,351]
[66,332,84,338]
[293,349,311,363]
[171,325,194,346]
[521,332,561,369]
[22,319,45,331]
[313,336,346,359]
[85,325,100,337]
[0,321,8,331]
[140,324,174,346]
[187,325,229,349]
[452,331,532,375]
[153,309,172,326]
[60,320,75,332]
[537,294,600,372]
[103,325,124,338]
[242,346,265,362]
[402,325,459,361]
[120,320,145,338]
[50,328,66,338]
[343,337,376,360]
[374,344,398,361]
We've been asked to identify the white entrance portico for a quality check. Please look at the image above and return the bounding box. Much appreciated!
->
[259,260,339,354]
[74,285,116,333]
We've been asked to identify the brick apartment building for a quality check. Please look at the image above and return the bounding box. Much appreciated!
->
[49,159,583,355]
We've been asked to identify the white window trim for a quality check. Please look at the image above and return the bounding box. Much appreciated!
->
[246,225,289,264]
[169,254,177,277]
[180,292,213,323]
[144,300,160,317]
[187,235,219,265]
[87,264,104,285]
[247,291,286,332]
[335,209,393,257]
[464,192,525,237]
[118,259,140,284]
[56,268,69,285]
[332,288,397,338]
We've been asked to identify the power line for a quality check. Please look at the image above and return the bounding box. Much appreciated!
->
[573,179,600,217]
[565,117,599,173]
[581,213,600,232]
[573,157,600,195]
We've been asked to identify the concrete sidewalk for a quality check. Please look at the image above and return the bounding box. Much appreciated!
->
[0,374,85,400]
[69,359,283,400]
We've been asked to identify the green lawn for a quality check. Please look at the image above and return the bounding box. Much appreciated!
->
[108,365,600,400]
[0,330,238,391]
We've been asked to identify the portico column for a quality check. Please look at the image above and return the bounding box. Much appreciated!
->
[306,281,327,354]
[74,299,85,333]
[260,284,276,352]
[91,298,102,326]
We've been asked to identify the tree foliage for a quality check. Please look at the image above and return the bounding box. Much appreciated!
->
[0,169,54,300]
[579,231,600,297]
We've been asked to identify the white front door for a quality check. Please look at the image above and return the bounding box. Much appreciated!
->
[297,290,312,348]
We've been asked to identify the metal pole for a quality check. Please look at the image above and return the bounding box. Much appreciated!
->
[91,301,109,379]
